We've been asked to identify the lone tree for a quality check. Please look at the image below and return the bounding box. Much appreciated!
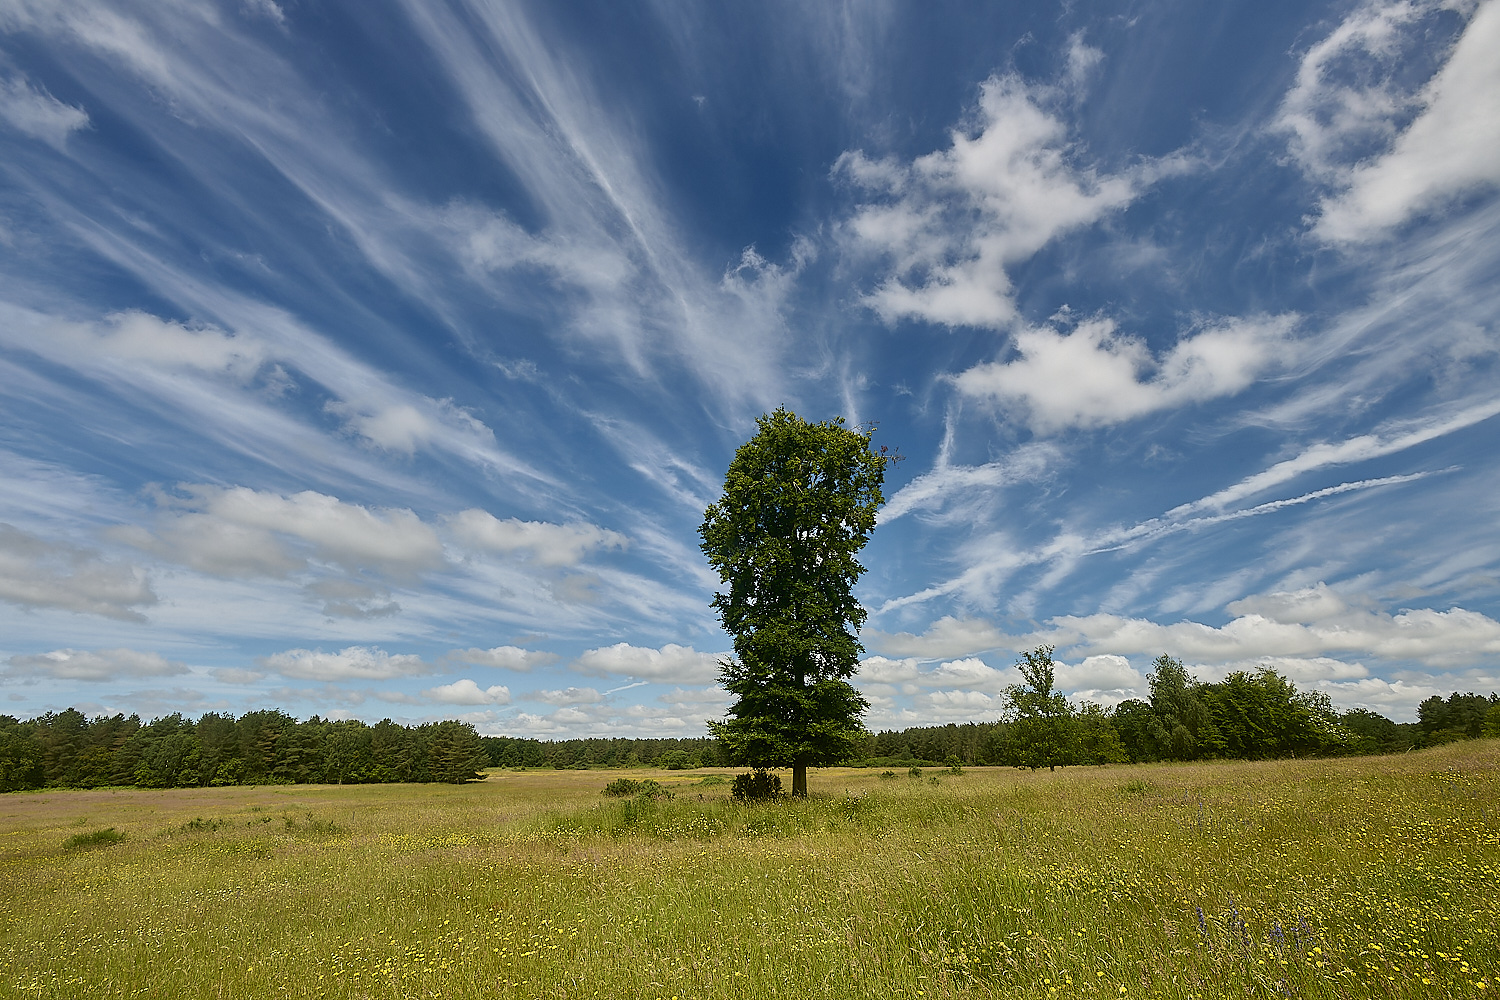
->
[700,407,888,797]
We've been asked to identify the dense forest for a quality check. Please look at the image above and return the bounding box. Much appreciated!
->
[2,659,1497,792]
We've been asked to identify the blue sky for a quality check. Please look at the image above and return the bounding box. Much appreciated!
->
[2,0,1498,736]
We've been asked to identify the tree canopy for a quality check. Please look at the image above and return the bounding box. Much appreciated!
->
[699,407,887,796]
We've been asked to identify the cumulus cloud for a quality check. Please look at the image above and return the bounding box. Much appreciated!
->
[0,523,157,621]
[0,74,89,150]
[112,485,446,580]
[6,647,188,681]
[1054,584,1500,668]
[921,689,1005,714]
[868,617,1028,659]
[928,657,1012,691]
[1275,0,1500,242]
[571,643,725,683]
[1056,654,1143,692]
[658,686,731,713]
[424,678,512,705]
[856,656,923,684]
[259,645,431,681]
[445,646,560,671]
[837,73,1181,329]
[448,509,628,566]
[875,583,1500,675]
[953,314,1296,432]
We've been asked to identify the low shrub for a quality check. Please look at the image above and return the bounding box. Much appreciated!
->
[64,827,124,851]
[603,777,674,799]
[731,770,782,801]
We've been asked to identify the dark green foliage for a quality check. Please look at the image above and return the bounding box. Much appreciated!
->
[1417,691,1500,745]
[63,827,124,850]
[701,408,886,796]
[1149,655,1220,760]
[1339,708,1411,754]
[1199,669,1343,759]
[731,769,783,801]
[424,720,489,783]
[1,710,490,792]
[478,734,726,770]
[602,777,674,799]
[997,647,1075,770]
[0,718,44,792]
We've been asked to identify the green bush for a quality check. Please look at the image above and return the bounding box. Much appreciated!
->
[908,766,924,778]
[603,777,644,797]
[63,827,124,850]
[879,770,898,779]
[603,777,673,799]
[731,770,782,801]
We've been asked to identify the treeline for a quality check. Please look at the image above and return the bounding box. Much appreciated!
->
[861,661,1500,769]
[4,664,1497,792]
[0,710,488,792]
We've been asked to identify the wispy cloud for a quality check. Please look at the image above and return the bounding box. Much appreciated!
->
[1275,0,1500,242]
[836,72,1188,330]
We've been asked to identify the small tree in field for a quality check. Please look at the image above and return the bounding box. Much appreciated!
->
[700,408,887,797]
[1000,646,1076,770]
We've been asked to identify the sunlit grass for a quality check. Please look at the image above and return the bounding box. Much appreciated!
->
[2,742,1496,998]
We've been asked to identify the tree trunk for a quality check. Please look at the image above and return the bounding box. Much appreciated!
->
[792,764,808,797]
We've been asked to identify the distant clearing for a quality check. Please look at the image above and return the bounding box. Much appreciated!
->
[2,742,1496,998]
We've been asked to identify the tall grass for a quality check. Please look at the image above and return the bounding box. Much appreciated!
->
[1,742,1496,998]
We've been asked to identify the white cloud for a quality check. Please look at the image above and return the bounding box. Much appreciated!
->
[446,645,560,672]
[424,678,512,705]
[658,686,731,712]
[212,667,266,685]
[1227,656,1371,682]
[880,443,1060,522]
[856,656,923,684]
[531,686,602,706]
[259,645,430,681]
[303,579,400,620]
[1056,654,1143,692]
[241,0,286,27]
[918,689,1005,717]
[1302,0,1500,241]
[6,647,187,681]
[1172,398,1500,514]
[113,485,446,579]
[927,657,1011,691]
[571,642,725,683]
[0,74,88,150]
[953,314,1295,432]
[869,617,1028,659]
[448,509,627,567]
[1274,0,1459,180]
[1054,588,1500,669]
[874,582,1500,673]
[837,73,1179,329]
[1225,581,1349,623]
[0,523,157,621]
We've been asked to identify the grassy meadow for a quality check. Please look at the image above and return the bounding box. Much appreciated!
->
[2,741,1497,999]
